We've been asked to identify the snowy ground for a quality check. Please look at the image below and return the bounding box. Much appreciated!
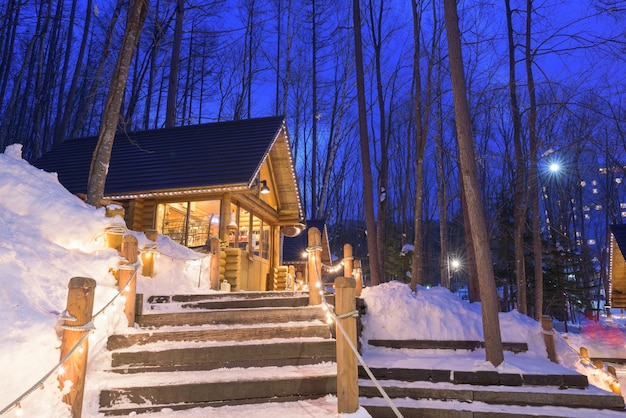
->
[2,144,626,417]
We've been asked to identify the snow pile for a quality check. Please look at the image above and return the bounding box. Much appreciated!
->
[361,280,621,392]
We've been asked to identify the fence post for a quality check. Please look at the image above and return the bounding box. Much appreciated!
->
[307,227,322,305]
[541,315,558,363]
[120,235,138,327]
[210,237,221,290]
[59,277,96,418]
[343,244,353,279]
[141,229,157,277]
[335,276,358,414]
[104,225,125,252]
[354,260,363,297]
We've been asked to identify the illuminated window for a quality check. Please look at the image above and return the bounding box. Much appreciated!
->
[156,200,221,247]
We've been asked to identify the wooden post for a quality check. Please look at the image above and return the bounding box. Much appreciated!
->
[288,265,295,291]
[59,277,96,418]
[335,276,358,414]
[210,237,221,290]
[141,229,158,277]
[104,225,125,252]
[579,346,591,365]
[308,227,322,305]
[541,315,558,363]
[343,244,353,279]
[120,235,138,327]
[354,260,363,297]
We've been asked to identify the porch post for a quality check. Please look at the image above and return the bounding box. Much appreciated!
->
[343,243,353,279]
[308,227,322,305]
[335,276,358,414]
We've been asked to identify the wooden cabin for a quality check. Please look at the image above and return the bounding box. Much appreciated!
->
[34,116,305,291]
[609,224,626,308]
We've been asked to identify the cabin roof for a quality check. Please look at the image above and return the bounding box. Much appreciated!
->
[611,224,626,256]
[33,117,301,219]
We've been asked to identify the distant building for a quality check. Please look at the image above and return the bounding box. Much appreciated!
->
[609,224,626,308]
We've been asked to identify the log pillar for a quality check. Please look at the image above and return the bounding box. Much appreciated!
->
[141,230,158,277]
[120,235,138,327]
[343,244,353,279]
[209,237,221,290]
[335,276,358,414]
[354,260,363,297]
[541,315,558,363]
[307,227,322,305]
[59,277,96,418]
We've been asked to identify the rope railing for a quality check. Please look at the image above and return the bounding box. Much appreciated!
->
[0,256,140,417]
[310,249,404,418]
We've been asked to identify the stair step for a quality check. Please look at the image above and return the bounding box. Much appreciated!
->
[368,339,528,353]
[145,292,335,310]
[110,339,336,373]
[107,322,331,350]
[136,305,328,327]
[99,370,337,416]
[359,397,626,418]
[359,367,589,389]
[359,380,625,410]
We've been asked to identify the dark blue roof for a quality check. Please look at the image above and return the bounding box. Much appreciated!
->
[33,116,285,196]
[611,224,626,256]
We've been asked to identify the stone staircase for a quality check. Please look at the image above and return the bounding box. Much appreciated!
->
[358,340,626,418]
[97,292,337,416]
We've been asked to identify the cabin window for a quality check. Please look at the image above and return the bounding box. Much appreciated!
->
[156,200,221,247]
[228,203,270,260]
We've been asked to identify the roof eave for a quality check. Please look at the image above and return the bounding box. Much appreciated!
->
[104,183,251,200]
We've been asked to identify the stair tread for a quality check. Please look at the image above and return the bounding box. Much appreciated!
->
[359,397,626,417]
[111,336,333,353]
[96,363,337,389]
[358,378,614,395]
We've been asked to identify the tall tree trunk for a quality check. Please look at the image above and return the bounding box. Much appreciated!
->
[443,0,504,366]
[70,0,124,140]
[369,0,389,280]
[505,0,528,314]
[56,0,92,144]
[352,0,381,286]
[526,0,543,320]
[165,0,184,128]
[311,0,318,218]
[87,0,148,207]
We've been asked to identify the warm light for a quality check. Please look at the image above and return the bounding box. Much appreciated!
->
[260,180,270,194]
[15,404,23,417]
[58,366,65,376]
[451,259,460,270]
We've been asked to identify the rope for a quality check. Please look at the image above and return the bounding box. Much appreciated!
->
[0,259,140,416]
[310,252,403,418]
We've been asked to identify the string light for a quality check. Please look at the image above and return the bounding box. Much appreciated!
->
[15,403,23,417]
[57,366,65,376]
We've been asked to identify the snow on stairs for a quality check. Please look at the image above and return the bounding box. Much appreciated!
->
[358,341,626,418]
[98,291,337,416]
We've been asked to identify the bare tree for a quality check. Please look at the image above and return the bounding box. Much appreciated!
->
[505,0,528,314]
[352,0,382,286]
[443,0,504,366]
[87,0,149,207]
